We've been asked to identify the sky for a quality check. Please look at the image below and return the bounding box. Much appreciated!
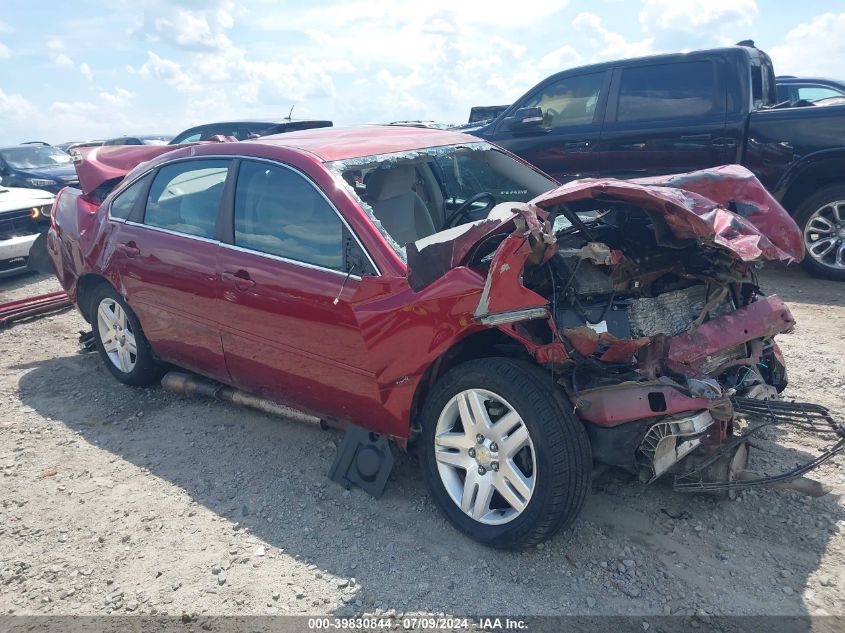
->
[0,0,843,144]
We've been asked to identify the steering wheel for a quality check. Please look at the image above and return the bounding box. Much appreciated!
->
[444,192,496,228]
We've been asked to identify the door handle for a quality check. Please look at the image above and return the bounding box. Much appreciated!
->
[564,141,592,152]
[118,242,140,257]
[711,137,738,149]
[221,270,256,290]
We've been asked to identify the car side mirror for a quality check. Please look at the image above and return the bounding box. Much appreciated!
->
[506,107,544,132]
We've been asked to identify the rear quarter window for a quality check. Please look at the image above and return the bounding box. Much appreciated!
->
[110,173,152,221]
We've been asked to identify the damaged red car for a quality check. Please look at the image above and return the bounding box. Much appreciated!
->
[47,127,844,549]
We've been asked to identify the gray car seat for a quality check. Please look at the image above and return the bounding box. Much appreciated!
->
[366,166,436,245]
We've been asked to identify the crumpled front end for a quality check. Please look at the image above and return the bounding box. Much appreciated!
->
[410,165,842,493]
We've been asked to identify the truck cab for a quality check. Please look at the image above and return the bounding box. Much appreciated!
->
[470,44,845,280]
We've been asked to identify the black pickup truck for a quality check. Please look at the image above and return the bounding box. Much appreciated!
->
[466,43,845,280]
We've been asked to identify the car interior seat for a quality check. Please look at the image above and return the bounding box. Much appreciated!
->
[365,165,436,245]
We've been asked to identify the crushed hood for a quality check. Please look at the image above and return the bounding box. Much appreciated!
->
[406,165,803,291]
[530,164,803,263]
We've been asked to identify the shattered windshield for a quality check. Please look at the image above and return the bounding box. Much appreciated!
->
[330,144,556,257]
[0,146,72,169]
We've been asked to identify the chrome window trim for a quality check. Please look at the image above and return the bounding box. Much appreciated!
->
[218,242,362,281]
[122,221,362,280]
[124,220,220,244]
[114,153,379,278]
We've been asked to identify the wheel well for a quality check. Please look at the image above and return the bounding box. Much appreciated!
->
[76,274,112,323]
[781,157,845,213]
[408,329,532,441]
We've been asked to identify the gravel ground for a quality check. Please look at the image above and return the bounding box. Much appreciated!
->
[1,265,844,619]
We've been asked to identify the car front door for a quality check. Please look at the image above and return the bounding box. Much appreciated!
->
[214,158,381,423]
[483,70,610,182]
[114,158,232,381]
[594,59,732,178]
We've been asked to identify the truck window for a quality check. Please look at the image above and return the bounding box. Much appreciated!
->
[520,73,605,130]
[617,61,717,122]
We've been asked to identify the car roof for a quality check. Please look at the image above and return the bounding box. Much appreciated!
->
[246,125,486,162]
[184,119,331,128]
[776,76,845,85]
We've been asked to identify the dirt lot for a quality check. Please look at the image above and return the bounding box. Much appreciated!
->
[1,265,844,619]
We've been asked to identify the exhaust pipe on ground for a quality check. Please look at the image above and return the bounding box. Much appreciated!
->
[736,470,831,497]
[161,371,319,425]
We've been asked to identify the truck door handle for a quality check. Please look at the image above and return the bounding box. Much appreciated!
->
[118,242,140,257]
[564,141,592,152]
[221,270,255,290]
[711,137,738,148]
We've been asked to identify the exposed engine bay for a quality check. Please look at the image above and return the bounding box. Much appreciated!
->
[408,165,844,494]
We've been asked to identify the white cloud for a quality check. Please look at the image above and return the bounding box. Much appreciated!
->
[53,53,75,69]
[134,0,236,51]
[47,38,64,50]
[0,20,12,34]
[640,0,758,32]
[79,63,94,82]
[573,13,655,60]
[99,88,135,106]
[129,52,195,91]
[0,89,36,121]
[771,12,845,78]
[0,42,10,59]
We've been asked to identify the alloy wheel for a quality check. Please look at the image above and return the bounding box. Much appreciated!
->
[804,200,845,270]
[96,298,138,374]
[433,388,536,525]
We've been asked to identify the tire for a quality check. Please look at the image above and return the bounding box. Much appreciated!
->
[794,184,845,281]
[418,358,591,549]
[90,283,163,386]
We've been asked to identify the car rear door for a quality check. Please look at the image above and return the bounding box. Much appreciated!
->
[114,158,232,381]
[483,70,611,182]
[594,58,734,178]
[214,158,381,422]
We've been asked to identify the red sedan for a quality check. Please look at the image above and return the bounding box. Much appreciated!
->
[47,126,842,548]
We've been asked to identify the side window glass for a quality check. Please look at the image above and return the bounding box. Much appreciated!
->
[143,160,229,238]
[521,73,605,129]
[176,132,202,144]
[234,161,344,271]
[618,61,717,122]
[797,86,843,102]
[110,173,152,220]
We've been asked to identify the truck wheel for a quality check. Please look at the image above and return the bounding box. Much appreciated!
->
[418,358,591,549]
[795,184,845,281]
[90,284,163,386]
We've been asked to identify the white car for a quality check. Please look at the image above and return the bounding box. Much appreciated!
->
[0,185,54,278]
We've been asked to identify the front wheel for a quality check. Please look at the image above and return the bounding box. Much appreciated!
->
[795,184,845,281]
[418,358,591,549]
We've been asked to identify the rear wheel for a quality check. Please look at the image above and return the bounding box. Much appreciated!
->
[795,184,845,281]
[90,284,163,386]
[418,358,591,549]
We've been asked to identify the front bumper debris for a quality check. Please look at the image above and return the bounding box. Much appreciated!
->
[673,398,845,494]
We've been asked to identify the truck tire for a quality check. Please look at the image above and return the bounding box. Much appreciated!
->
[90,284,164,386]
[418,358,591,549]
[794,184,845,281]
